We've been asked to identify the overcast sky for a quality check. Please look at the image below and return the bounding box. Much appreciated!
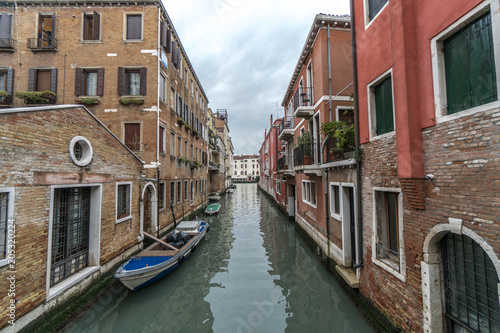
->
[163,0,351,155]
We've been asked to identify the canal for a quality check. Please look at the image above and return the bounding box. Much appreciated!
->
[63,183,374,333]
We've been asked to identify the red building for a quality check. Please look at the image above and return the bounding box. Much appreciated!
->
[353,0,500,331]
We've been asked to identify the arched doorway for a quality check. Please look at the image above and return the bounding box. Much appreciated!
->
[422,223,500,332]
[140,182,157,235]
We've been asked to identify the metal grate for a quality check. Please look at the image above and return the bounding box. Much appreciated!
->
[442,233,500,332]
[51,188,90,287]
[0,193,8,260]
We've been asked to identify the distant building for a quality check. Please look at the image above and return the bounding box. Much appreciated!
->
[232,154,260,182]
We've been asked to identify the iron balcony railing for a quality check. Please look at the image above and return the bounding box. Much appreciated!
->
[324,136,355,163]
[293,87,313,111]
[293,143,318,167]
[27,38,57,50]
[279,116,294,135]
[376,243,400,272]
[0,38,14,49]
[277,155,293,171]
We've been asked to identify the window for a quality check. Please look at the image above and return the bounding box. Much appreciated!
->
[116,182,131,222]
[330,184,340,218]
[177,136,182,156]
[51,187,91,286]
[185,140,188,157]
[367,0,388,21]
[170,86,176,110]
[159,126,165,154]
[0,188,14,267]
[123,123,141,151]
[442,233,500,332]
[373,188,403,275]
[177,181,181,203]
[0,13,13,48]
[190,181,194,201]
[69,136,93,167]
[184,181,188,201]
[276,181,281,195]
[170,132,176,156]
[117,67,147,96]
[82,11,100,41]
[158,182,165,210]
[170,182,175,204]
[184,69,188,87]
[0,68,13,104]
[160,74,166,102]
[28,68,57,93]
[368,71,394,138]
[75,68,104,96]
[302,180,317,207]
[125,13,142,40]
[443,12,497,115]
[33,13,56,49]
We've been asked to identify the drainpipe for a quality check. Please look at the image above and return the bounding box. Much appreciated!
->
[350,0,364,270]
[156,7,161,236]
[328,23,333,122]
[324,22,333,258]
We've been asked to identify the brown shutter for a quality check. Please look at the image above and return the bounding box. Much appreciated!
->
[96,68,104,96]
[6,68,14,95]
[51,13,56,41]
[50,68,57,93]
[28,68,35,91]
[117,67,125,95]
[75,68,82,95]
[124,123,141,151]
[159,126,165,153]
[165,29,171,53]
[139,67,147,95]
[160,21,167,47]
[92,11,100,40]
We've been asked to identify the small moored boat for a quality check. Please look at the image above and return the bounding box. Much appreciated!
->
[204,203,221,215]
[208,195,221,202]
[114,220,209,291]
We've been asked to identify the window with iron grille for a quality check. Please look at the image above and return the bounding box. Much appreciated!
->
[50,187,90,287]
[374,190,401,272]
[116,183,131,221]
[442,233,500,332]
[444,12,497,115]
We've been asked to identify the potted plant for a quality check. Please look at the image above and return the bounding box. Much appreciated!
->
[321,121,355,156]
[177,118,186,126]
[118,97,144,105]
[297,132,313,164]
[76,97,100,105]
[15,91,56,104]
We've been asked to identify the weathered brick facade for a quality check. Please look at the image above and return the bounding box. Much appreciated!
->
[0,106,144,330]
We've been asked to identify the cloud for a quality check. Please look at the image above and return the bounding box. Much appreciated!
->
[163,0,351,154]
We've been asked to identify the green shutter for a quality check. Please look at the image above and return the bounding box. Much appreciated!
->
[444,12,497,115]
[374,76,394,136]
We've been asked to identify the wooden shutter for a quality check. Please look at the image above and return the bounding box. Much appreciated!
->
[160,21,167,47]
[159,126,165,153]
[374,76,393,135]
[165,29,171,53]
[172,42,179,69]
[51,13,56,41]
[444,27,470,114]
[50,68,58,93]
[126,15,141,40]
[124,123,140,151]
[92,11,100,40]
[139,67,147,96]
[5,68,13,95]
[28,68,35,91]
[96,68,104,96]
[0,13,12,47]
[75,68,83,95]
[117,67,125,95]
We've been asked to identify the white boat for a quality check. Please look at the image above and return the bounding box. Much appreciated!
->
[114,220,209,291]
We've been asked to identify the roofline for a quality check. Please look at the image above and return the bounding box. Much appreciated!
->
[8,0,209,103]
[281,14,351,107]
[0,105,144,164]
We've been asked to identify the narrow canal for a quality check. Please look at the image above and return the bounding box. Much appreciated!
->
[63,183,374,333]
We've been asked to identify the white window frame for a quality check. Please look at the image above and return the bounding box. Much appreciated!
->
[367,68,395,141]
[363,0,389,29]
[46,184,102,300]
[0,187,15,268]
[371,187,406,281]
[431,0,500,124]
[116,182,132,223]
[302,180,317,208]
[335,106,354,122]
[123,12,144,42]
[329,182,341,220]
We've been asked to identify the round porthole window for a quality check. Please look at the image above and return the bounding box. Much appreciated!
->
[69,136,93,167]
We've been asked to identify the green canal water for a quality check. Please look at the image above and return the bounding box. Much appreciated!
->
[63,183,374,333]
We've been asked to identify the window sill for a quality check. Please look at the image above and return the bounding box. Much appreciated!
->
[80,40,102,44]
[123,39,144,43]
[436,101,500,125]
[47,266,100,301]
[330,212,341,221]
[302,200,317,209]
[116,215,132,224]
[371,256,406,282]
[370,130,395,142]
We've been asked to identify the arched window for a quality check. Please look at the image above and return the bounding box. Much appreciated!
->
[441,233,500,332]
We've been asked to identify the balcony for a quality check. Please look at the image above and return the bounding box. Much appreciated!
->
[208,161,221,172]
[324,136,355,164]
[0,38,14,52]
[293,87,314,119]
[293,143,322,176]
[278,116,294,141]
[277,155,294,176]
[27,38,57,52]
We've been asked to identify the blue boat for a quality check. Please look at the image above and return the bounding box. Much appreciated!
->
[114,220,209,291]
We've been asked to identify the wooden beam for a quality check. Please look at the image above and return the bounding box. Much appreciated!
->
[143,231,180,253]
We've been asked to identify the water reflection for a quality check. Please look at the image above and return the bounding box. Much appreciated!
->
[64,184,373,333]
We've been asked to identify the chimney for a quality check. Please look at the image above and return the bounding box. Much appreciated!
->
[265,129,267,138]
[270,114,273,127]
